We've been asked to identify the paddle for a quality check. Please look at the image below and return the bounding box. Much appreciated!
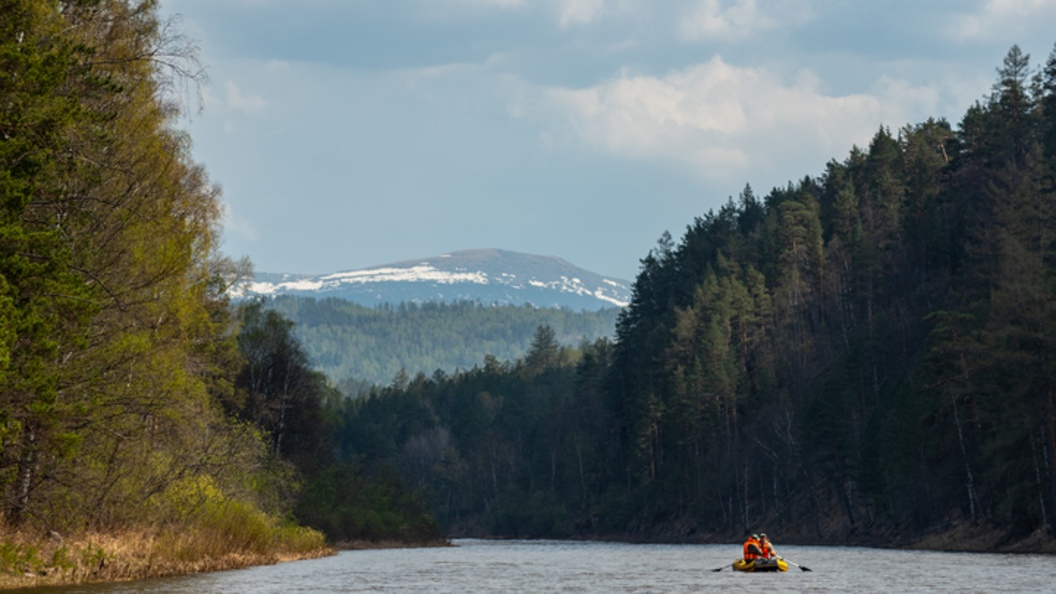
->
[778,556,812,572]
[710,562,733,572]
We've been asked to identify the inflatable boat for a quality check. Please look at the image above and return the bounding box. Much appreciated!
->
[732,557,789,572]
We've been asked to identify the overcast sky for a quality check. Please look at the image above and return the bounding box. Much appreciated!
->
[160,0,1056,281]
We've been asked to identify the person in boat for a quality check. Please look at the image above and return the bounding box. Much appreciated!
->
[759,533,776,559]
[743,534,764,560]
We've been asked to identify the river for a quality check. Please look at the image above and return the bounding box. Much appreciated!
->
[17,539,1056,593]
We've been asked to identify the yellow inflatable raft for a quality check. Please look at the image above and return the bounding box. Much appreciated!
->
[732,557,789,572]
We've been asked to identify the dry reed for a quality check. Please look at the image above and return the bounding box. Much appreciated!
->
[0,517,333,590]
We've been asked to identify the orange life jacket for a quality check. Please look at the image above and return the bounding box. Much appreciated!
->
[759,540,774,558]
[743,538,762,560]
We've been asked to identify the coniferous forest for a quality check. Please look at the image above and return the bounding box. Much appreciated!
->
[308,44,1056,549]
[265,295,621,386]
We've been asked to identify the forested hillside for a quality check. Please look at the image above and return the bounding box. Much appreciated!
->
[0,1,333,583]
[327,44,1056,549]
[265,296,621,386]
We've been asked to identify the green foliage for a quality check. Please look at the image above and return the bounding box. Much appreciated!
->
[232,299,333,469]
[154,495,327,562]
[0,0,325,560]
[264,296,620,385]
[294,463,442,543]
[0,0,102,524]
[0,538,94,577]
[194,499,284,558]
[0,541,43,574]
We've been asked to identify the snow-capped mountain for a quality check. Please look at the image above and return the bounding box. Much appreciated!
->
[239,249,631,310]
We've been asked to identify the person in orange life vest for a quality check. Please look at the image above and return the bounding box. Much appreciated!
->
[759,533,776,559]
[743,534,764,560]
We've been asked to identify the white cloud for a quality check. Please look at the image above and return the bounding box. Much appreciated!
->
[200,83,219,108]
[533,56,940,181]
[420,0,617,26]
[199,80,269,114]
[224,81,269,113]
[947,0,1056,41]
[558,0,607,27]
[679,0,815,42]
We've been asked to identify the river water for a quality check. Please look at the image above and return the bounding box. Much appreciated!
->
[18,539,1056,593]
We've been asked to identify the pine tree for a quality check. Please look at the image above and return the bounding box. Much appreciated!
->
[1041,43,1056,159]
[526,325,560,372]
[992,45,1036,168]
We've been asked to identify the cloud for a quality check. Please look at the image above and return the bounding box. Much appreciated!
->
[679,0,815,42]
[420,0,615,27]
[532,56,940,181]
[558,0,608,27]
[224,81,269,113]
[947,0,1056,42]
[200,80,269,114]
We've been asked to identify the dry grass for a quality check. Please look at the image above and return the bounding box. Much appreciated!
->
[0,521,334,590]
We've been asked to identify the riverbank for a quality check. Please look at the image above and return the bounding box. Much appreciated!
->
[0,532,461,589]
[564,519,1056,555]
[771,518,1056,554]
[0,524,333,590]
[334,539,451,550]
[901,524,1056,554]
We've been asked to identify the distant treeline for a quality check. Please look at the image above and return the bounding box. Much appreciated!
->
[317,44,1056,547]
[264,296,622,386]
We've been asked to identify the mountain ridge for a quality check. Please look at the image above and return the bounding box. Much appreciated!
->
[240,248,631,310]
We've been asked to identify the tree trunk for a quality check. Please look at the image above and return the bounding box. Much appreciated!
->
[1047,386,1056,533]
[952,395,979,523]
[1031,430,1048,530]
[11,424,37,526]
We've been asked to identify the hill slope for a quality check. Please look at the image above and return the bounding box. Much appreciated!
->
[242,249,631,311]
[267,296,622,385]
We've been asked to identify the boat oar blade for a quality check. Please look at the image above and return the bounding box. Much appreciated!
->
[711,563,731,572]
[779,557,812,572]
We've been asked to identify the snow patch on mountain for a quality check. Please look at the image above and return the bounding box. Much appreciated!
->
[238,249,631,310]
[248,266,493,296]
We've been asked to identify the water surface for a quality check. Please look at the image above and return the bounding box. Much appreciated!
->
[20,539,1056,593]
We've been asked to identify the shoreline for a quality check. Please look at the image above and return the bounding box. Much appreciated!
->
[544,522,1056,555]
[0,535,456,590]
[0,550,337,591]
[333,539,452,551]
[0,529,335,591]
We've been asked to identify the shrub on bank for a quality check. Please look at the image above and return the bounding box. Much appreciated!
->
[156,498,327,563]
[0,477,330,589]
